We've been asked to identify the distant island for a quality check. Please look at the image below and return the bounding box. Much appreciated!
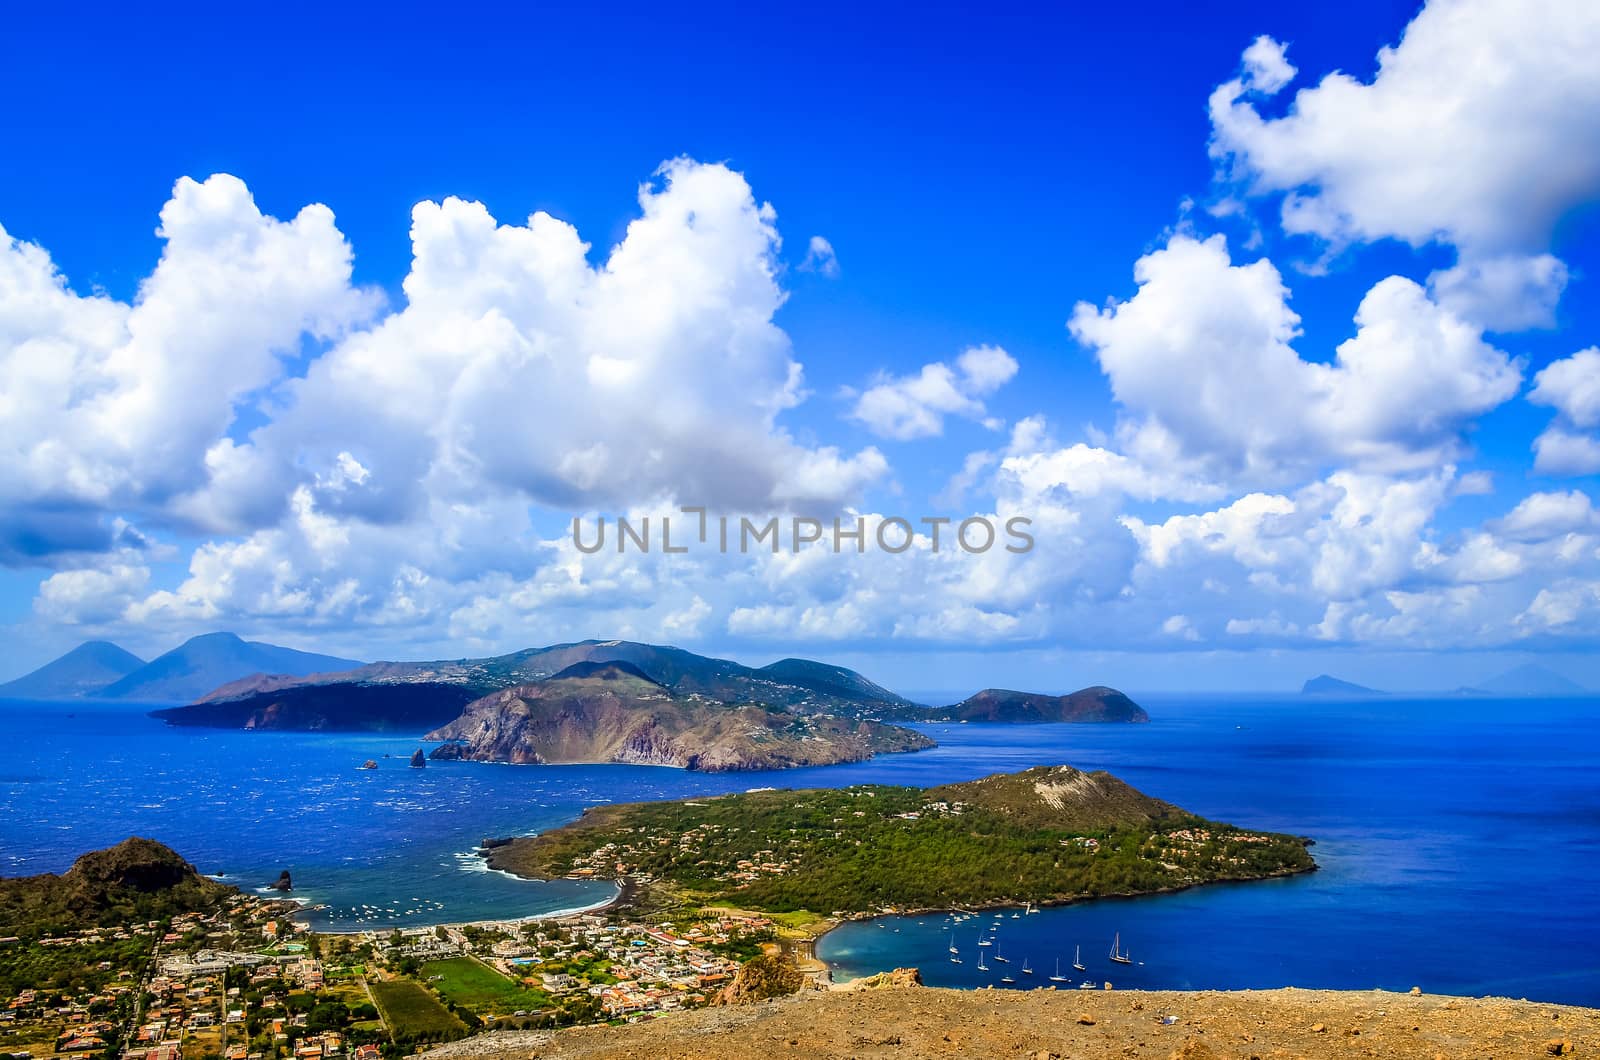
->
[483,763,1315,916]
[0,640,145,699]
[1301,675,1382,696]
[1455,663,1588,697]
[137,639,1149,772]
[1,632,360,703]
[936,686,1148,722]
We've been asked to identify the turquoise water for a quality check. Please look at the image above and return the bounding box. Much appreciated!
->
[2,693,1597,1003]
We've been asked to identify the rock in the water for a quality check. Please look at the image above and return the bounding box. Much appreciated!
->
[409,748,427,768]
[360,760,377,770]
[266,870,292,892]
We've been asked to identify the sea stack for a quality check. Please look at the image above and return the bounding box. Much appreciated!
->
[409,748,427,768]
[267,870,292,891]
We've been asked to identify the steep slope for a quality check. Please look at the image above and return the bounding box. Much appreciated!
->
[0,837,233,937]
[942,686,1148,723]
[426,662,934,771]
[0,641,145,699]
[98,632,361,702]
[1302,674,1382,695]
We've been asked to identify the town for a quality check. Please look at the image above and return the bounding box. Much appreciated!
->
[1,898,776,1060]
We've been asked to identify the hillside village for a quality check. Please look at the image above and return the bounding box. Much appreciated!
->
[1,896,776,1060]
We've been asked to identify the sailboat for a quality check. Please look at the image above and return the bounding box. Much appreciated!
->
[977,951,989,972]
[1021,958,1032,975]
[1073,944,1086,972]
[993,946,1009,963]
[948,932,958,955]
[1110,932,1133,965]
[1000,973,1016,984]
[1025,901,1039,914]
[1048,958,1068,983]
[977,934,993,947]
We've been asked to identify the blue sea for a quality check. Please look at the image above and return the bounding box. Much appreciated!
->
[2,694,1597,1005]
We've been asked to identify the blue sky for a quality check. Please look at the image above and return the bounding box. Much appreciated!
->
[2,0,1598,692]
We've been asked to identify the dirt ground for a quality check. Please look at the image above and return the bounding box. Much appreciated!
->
[423,982,1597,1059]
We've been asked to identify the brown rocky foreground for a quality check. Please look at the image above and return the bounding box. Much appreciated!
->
[423,981,1597,1059]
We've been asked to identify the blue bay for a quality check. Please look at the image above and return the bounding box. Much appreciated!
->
[2,693,1596,1005]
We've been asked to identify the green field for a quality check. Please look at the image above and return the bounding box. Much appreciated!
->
[367,979,466,1041]
[419,957,551,1015]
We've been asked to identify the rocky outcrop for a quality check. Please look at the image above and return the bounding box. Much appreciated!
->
[945,686,1148,723]
[410,748,427,768]
[712,954,808,1005]
[425,663,934,772]
[266,870,293,891]
[838,967,923,991]
[0,838,233,936]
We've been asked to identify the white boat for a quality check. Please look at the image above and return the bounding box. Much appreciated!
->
[1021,959,1032,975]
[977,952,988,971]
[1011,911,1021,919]
[1000,975,1016,984]
[977,936,993,947]
[1048,958,1068,983]
[993,948,1009,963]
[1025,902,1039,914]
[1073,944,1086,972]
[1110,933,1133,965]
[1079,980,1097,990]
[948,931,958,955]
[950,955,963,964]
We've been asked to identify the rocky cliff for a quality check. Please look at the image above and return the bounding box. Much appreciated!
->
[425,662,933,771]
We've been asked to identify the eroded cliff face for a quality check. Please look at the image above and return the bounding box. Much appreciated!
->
[425,663,934,772]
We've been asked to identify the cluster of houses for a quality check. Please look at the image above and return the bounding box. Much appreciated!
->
[373,912,773,1021]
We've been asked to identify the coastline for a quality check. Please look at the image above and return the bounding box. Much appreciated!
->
[808,860,1320,951]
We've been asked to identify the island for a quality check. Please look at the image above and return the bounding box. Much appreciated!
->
[481,763,1315,916]
[1301,674,1382,696]
[936,686,1148,723]
[426,661,934,771]
[149,640,1153,746]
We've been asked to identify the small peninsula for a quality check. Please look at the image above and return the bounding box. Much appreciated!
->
[483,764,1315,916]
[427,661,934,771]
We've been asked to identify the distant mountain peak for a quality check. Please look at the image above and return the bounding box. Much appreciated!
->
[97,634,362,703]
[0,640,146,700]
[185,631,246,645]
[1470,663,1586,697]
[1301,675,1382,696]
